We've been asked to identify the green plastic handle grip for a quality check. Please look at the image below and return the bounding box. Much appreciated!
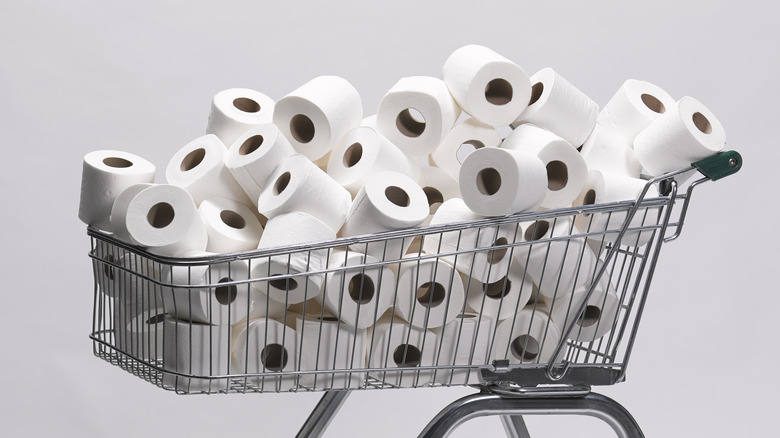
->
[692,150,742,181]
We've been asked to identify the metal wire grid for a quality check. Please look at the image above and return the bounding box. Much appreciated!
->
[89,187,684,395]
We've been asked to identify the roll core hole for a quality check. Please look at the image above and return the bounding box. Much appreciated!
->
[456,140,485,164]
[416,281,446,308]
[396,108,426,138]
[385,186,410,207]
[220,210,246,229]
[343,143,363,168]
[640,93,665,114]
[273,171,291,195]
[524,220,550,242]
[423,186,444,214]
[261,343,288,371]
[215,278,238,305]
[511,335,540,361]
[393,344,422,367]
[484,277,511,299]
[348,273,375,304]
[180,148,206,172]
[268,275,298,291]
[103,157,133,168]
[147,202,175,229]
[529,82,544,106]
[692,112,712,134]
[146,313,166,325]
[233,97,261,113]
[582,189,596,217]
[239,135,264,156]
[578,305,601,328]
[484,78,513,105]
[546,160,569,191]
[487,237,508,264]
[290,114,315,143]
[476,168,502,196]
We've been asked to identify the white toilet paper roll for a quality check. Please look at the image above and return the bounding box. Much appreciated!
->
[634,96,726,176]
[99,248,162,308]
[543,281,620,343]
[198,198,263,253]
[512,68,599,147]
[251,211,336,305]
[422,198,514,284]
[342,171,429,260]
[257,154,352,233]
[579,124,643,178]
[327,126,417,197]
[232,318,298,391]
[432,312,493,385]
[597,79,676,146]
[396,255,465,330]
[459,147,547,216]
[273,76,363,162]
[114,306,166,361]
[501,124,588,208]
[429,118,502,181]
[464,262,535,321]
[573,170,660,247]
[361,114,378,129]
[377,76,461,159]
[115,184,208,256]
[295,314,366,389]
[166,134,251,206]
[417,167,461,217]
[110,183,155,242]
[442,44,531,127]
[206,88,275,149]
[79,150,156,232]
[367,316,438,387]
[318,251,396,329]
[162,317,232,392]
[493,307,563,365]
[224,124,296,205]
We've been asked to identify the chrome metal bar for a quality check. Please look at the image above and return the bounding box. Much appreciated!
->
[296,390,351,438]
[500,415,531,438]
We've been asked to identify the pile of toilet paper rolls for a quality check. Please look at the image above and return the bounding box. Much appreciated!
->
[80,44,727,389]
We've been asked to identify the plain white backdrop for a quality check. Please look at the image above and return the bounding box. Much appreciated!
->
[1,1,776,436]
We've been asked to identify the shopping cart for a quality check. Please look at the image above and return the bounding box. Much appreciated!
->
[87,151,741,438]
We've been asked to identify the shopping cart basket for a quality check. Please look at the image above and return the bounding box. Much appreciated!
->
[87,151,741,437]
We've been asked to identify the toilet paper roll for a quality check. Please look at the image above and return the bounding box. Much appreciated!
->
[361,114,378,129]
[396,255,465,330]
[251,211,336,305]
[114,306,166,361]
[110,183,155,242]
[232,318,298,391]
[342,171,429,260]
[257,154,352,233]
[114,184,208,256]
[166,134,251,206]
[429,118,502,181]
[579,124,643,178]
[96,244,162,306]
[317,251,396,329]
[573,170,660,247]
[79,150,156,232]
[459,147,547,216]
[327,126,417,197]
[224,124,296,204]
[543,280,620,343]
[206,88,275,149]
[422,198,514,284]
[597,79,676,146]
[634,96,726,177]
[501,124,588,208]
[493,307,563,365]
[367,316,438,387]
[198,198,264,253]
[295,315,366,389]
[442,44,531,127]
[514,218,596,300]
[162,317,232,392]
[512,68,599,147]
[377,76,461,159]
[417,167,461,217]
[273,76,363,161]
[464,262,535,321]
[432,312,493,385]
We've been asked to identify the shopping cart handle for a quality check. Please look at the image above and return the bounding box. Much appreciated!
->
[693,150,742,181]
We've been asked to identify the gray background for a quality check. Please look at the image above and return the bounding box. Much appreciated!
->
[1,1,776,436]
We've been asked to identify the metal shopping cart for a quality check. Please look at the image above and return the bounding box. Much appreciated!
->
[87,151,741,438]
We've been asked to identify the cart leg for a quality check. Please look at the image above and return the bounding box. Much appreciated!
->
[500,415,531,438]
[296,390,351,438]
[418,392,643,438]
